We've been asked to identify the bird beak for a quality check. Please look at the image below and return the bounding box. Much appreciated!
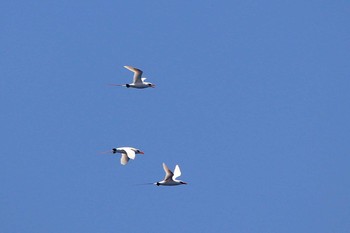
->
[139,151,145,154]
[151,84,156,88]
[181,182,188,185]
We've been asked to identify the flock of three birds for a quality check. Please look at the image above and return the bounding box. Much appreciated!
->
[103,66,187,186]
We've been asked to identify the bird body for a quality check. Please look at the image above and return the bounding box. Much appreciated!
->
[155,163,187,186]
[110,66,155,89]
[111,147,144,165]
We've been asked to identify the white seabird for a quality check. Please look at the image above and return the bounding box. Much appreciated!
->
[101,147,144,165]
[110,66,155,89]
[155,163,187,186]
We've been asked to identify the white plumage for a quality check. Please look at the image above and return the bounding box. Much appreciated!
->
[110,66,155,89]
[155,163,187,186]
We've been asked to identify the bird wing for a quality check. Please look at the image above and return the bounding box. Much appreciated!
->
[123,148,136,160]
[173,165,182,179]
[162,163,174,181]
[124,66,143,84]
[120,153,130,165]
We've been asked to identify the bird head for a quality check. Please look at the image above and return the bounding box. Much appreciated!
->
[135,149,144,154]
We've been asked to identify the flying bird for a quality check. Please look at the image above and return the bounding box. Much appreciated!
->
[110,66,155,89]
[101,147,144,165]
[155,163,187,186]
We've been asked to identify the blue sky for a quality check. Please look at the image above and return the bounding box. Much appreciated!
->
[1,1,350,232]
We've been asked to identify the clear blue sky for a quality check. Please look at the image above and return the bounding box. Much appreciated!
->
[1,1,349,232]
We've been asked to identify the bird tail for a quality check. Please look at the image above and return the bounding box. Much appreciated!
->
[108,84,126,87]
[98,150,112,155]
[133,183,154,186]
